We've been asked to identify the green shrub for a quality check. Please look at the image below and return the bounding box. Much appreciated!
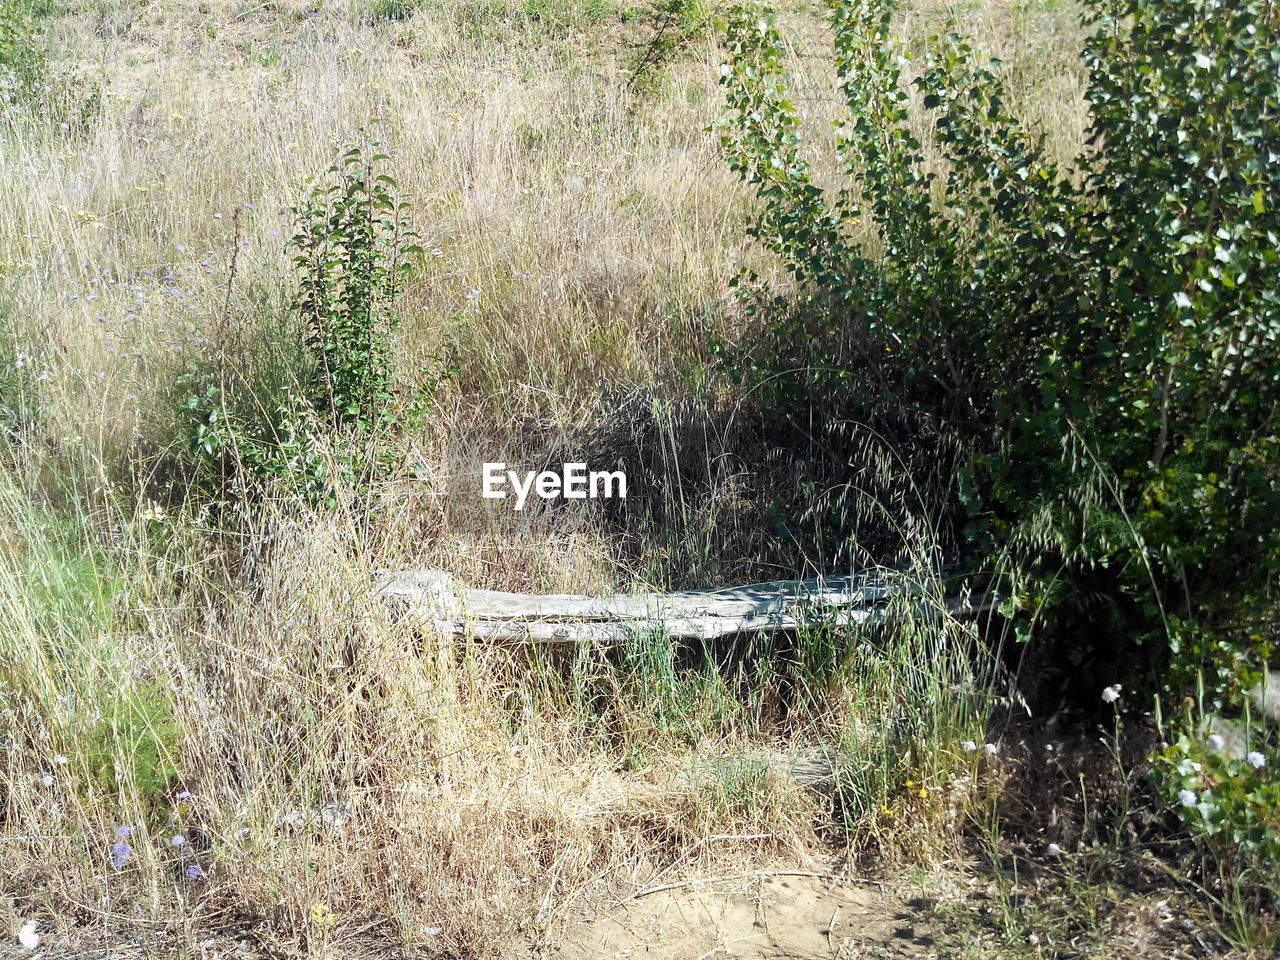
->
[718,0,1279,882]
[179,143,430,505]
[718,0,1279,700]
[290,144,420,435]
[1155,730,1277,876]
[83,681,182,808]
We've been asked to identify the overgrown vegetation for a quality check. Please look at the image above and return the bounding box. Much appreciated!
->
[0,0,1274,955]
[0,0,99,128]
[625,0,722,94]
[179,143,427,504]
[719,0,1279,937]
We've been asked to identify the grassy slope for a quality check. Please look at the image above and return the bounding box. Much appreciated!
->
[0,0,1133,957]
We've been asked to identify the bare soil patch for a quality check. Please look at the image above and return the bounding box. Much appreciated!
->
[551,870,941,960]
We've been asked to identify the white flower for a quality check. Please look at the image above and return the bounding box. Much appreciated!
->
[1206,734,1225,751]
[1195,52,1212,69]
[1178,789,1198,807]
[1101,684,1122,704]
[18,920,39,951]
[719,63,731,77]
[983,743,999,756]
[1246,751,1266,769]
[54,754,68,765]
[39,773,54,788]
[961,740,977,752]
[1027,933,1040,945]
[1173,291,1192,309]
[1046,843,1062,856]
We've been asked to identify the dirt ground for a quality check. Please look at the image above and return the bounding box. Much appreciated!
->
[550,871,940,960]
[1,861,1227,960]
[0,871,940,960]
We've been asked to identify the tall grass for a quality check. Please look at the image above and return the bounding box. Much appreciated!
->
[0,460,996,953]
[0,0,1086,954]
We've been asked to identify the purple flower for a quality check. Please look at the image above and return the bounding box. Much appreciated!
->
[185,863,205,879]
[170,834,186,847]
[176,790,192,801]
[110,840,133,869]
[115,825,133,839]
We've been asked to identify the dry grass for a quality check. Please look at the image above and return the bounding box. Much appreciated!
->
[0,0,1088,955]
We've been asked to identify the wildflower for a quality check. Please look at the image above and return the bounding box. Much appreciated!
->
[170,834,186,847]
[1027,933,1040,946]
[1178,789,1198,808]
[1206,734,1225,751]
[176,790,192,800]
[186,863,205,879]
[961,740,977,752]
[983,743,998,756]
[1246,751,1266,769]
[115,825,133,839]
[54,755,67,765]
[1046,843,1062,857]
[1101,684,1122,704]
[110,840,133,869]
[39,773,54,787]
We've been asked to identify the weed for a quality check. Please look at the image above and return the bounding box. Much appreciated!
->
[358,0,424,22]
[625,0,721,95]
[178,143,433,506]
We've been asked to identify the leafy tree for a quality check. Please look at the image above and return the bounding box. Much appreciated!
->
[717,0,1280,702]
